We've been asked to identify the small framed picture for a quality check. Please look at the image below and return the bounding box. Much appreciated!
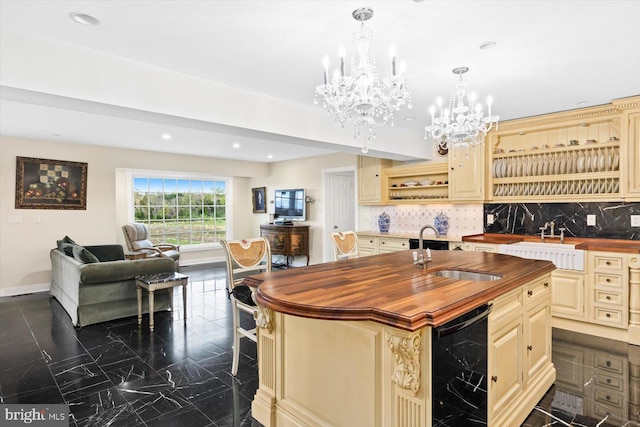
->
[252,187,266,213]
[15,156,88,210]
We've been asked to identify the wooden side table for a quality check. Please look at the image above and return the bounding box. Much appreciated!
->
[136,272,188,331]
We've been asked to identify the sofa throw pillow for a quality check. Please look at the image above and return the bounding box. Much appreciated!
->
[73,245,100,264]
[58,242,75,257]
[56,235,76,247]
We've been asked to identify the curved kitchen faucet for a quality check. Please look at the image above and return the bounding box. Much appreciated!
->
[414,225,440,269]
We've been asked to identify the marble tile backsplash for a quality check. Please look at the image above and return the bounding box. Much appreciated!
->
[485,202,640,240]
[363,204,484,237]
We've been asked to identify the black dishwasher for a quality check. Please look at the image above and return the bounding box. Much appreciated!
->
[431,304,492,426]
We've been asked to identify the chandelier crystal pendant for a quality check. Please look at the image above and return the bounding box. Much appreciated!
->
[424,67,499,162]
[314,7,412,153]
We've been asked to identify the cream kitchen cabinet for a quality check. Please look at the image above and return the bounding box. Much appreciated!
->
[588,251,629,329]
[463,242,499,253]
[613,97,640,201]
[551,269,586,321]
[357,156,392,204]
[357,235,408,256]
[448,143,485,201]
[357,236,378,257]
[378,236,409,253]
[488,274,554,426]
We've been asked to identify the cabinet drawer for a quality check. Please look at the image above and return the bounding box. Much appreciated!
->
[526,277,550,304]
[594,354,624,374]
[594,373,624,391]
[592,402,624,423]
[358,237,378,249]
[594,389,624,409]
[594,290,623,306]
[593,307,624,327]
[594,273,623,289]
[379,238,409,251]
[593,255,624,271]
[490,288,523,326]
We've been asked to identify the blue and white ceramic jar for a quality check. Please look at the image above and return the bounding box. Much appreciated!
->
[434,212,450,236]
[378,211,390,233]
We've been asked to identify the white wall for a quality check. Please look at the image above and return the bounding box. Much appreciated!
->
[248,153,358,265]
[0,136,268,296]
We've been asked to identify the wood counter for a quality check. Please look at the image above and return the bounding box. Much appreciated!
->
[247,250,555,330]
[463,232,640,253]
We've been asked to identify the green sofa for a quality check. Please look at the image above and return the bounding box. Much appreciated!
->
[50,244,176,327]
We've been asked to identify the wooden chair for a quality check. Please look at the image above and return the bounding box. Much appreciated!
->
[220,237,272,376]
[330,231,360,260]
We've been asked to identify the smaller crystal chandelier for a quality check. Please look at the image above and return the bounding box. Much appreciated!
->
[424,67,499,160]
[314,7,412,153]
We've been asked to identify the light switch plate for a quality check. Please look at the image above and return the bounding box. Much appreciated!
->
[8,215,22,224]
[487,214,495,224]
[631,215,640,227]
[587,214,596,226]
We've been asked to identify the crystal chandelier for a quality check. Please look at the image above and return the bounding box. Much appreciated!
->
[424,67,499,160]
[314,7,411,153]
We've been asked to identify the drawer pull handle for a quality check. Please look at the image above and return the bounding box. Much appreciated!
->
[527,345,533,351]
[544,281,549,288]
[606,278,611,282]
[527,290,533,297]
[606,261,612,265]
[607,378,612,384]
[606,313,612,318]
[606,361,611,367]
[491,376,498,383]
[606,296,612,300]
[606,395,611,401]
[402,243,406,246]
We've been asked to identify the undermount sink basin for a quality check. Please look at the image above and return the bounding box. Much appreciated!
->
[499,241,585,271]
[429,269,502,282]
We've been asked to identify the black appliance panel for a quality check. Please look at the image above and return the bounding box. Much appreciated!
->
[431,304,492,426]
[408,239,449,250]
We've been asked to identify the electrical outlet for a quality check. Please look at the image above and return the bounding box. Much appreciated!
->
[587,214,596,226]
[631,215,640,227]
[487,214,495,225]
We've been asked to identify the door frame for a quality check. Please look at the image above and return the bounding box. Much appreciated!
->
[322,166,358,263]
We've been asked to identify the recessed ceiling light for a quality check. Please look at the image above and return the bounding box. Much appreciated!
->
[69,12,100,26]
[161,133,171,140]
[403,116,416,121]
[576,101,589,106]
[479,41,497,50]
[232,143,240,149]
[267,155,273,159]
[52,133,62,137]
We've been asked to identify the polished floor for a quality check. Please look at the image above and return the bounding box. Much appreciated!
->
[1,263,639,426]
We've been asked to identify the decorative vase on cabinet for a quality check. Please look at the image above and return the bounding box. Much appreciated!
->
[434,212,449,236]
[378,211,390,233]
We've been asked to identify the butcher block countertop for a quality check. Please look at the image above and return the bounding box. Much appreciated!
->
[245,250,555,331]
[463,233,640,254]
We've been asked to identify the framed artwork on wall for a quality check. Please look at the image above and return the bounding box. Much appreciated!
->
[252,187,266,213]
[15,156,88,210]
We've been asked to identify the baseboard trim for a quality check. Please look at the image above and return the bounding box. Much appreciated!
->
[1,282,50,298]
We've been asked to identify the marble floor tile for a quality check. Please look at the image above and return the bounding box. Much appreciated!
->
[3,262,640,426]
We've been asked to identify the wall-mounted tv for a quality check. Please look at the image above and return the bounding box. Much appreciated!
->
[274,188,306,221]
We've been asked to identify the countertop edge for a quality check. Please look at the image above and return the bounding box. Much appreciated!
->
[462,233,640,253]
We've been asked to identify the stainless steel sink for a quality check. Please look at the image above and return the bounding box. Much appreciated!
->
[429,269,502,281]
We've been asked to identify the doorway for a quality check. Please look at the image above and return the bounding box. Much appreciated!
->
[323,166,357,262]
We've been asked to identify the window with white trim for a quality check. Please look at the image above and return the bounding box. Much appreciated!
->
[132,176,229,246]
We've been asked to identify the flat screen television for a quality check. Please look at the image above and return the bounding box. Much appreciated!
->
[274,188,306,221]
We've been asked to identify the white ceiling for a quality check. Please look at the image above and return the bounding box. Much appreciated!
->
[1,0,639,163]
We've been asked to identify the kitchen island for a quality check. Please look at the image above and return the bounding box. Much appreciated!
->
[244,250,556,427]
